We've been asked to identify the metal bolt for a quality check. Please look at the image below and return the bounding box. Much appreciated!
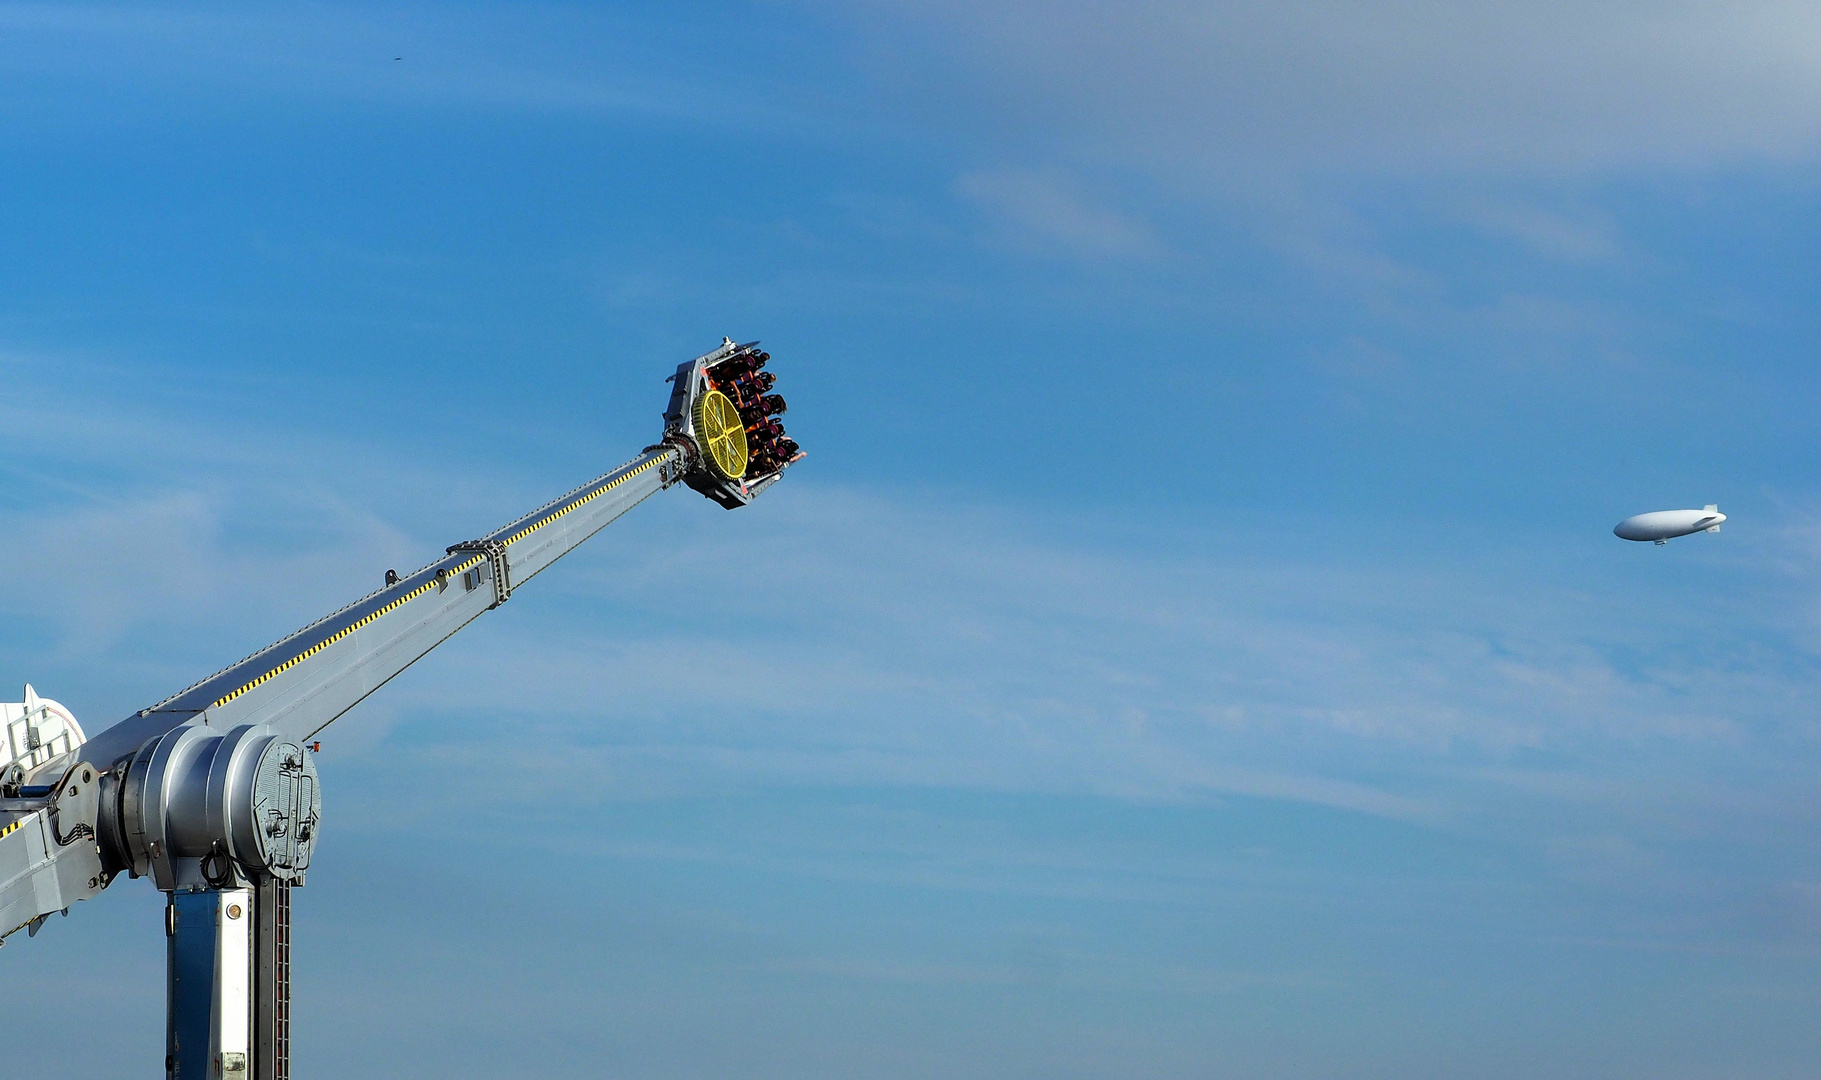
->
[226,904,242,920]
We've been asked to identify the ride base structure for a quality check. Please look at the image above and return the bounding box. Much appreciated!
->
[0,340,802,1079]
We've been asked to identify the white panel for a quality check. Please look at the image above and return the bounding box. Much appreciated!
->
[217,888,253,1079]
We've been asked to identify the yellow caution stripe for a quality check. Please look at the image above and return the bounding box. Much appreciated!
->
[0,820,21,841]
[209,574,445,709]
[207,454,665,712]
[501,457,659,547]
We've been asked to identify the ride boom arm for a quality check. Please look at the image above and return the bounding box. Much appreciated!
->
[0,338,800,942]
[84,446,672,766]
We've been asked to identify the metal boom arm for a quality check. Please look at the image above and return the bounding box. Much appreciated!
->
[81,446,677,768]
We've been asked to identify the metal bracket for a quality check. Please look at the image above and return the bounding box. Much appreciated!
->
[658,442,689,487]
[642,437,692,487]
[446,539,512,608]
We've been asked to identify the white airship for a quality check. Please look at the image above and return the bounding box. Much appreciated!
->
[1613,505,1725,544]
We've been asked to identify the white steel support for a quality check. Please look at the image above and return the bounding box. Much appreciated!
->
[218,888,251,1078]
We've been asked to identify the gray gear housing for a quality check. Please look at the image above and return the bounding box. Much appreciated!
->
[109,725,321,891]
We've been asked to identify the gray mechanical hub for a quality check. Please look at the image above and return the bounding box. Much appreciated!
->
[113,725,321,891]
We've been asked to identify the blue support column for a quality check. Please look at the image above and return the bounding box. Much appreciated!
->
[167,891,218,1079]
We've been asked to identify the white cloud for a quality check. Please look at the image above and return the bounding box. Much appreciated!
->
[22,1,1816,179]
[297,481,1821,859]
[956,170,1160,257]
[835,0,1821,177]
[4,349,1819,888]
[1456,199,1619,262]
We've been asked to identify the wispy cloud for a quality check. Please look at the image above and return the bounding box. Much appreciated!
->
[956,170,1160,258]
[0,2,783,126]
[835,0,1821,177]
[303,479,1821,867]
[1455,198,1620,263]
[7,347,1818,873]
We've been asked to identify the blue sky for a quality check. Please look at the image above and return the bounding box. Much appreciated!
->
[5,2,1821,1077]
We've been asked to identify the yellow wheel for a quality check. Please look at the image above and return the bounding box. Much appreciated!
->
[693,389,749,480]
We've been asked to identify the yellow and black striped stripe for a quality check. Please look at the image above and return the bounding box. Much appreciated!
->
[502,457,659,547]
[207,455,665,711]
